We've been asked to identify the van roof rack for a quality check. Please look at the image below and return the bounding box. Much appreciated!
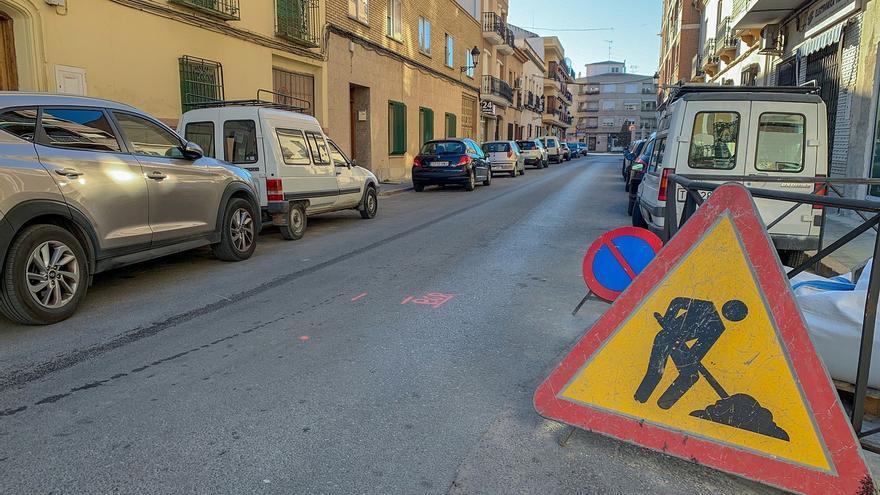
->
[185,89,311,113]
[659,84,821,110]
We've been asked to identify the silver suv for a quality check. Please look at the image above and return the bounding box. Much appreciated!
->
[0,93,261,325]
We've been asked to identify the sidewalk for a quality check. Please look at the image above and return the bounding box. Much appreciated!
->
[378,181,412,197]
[816,212,877,275]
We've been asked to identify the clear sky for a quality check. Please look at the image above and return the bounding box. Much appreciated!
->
[507,0,662,77]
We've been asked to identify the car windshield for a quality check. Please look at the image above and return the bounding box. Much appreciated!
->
[517,141,536,150]
[484,142,510,153]
[421,141,466,155]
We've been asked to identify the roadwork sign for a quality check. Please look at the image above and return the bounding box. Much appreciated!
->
[582,227,662,302]
[535,184,873,495]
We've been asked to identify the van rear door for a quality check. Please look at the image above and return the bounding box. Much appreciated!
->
[742,101,819,244]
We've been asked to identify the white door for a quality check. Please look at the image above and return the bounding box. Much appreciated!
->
[743,101,819,239]
[327,139,362,208]
[54,65,87,96]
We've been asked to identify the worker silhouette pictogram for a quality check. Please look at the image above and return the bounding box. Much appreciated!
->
[634,297,748,409]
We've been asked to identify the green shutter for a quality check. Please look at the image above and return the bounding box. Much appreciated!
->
[420,107,434,146]
[389,101,407,155]
[446,113,457,138]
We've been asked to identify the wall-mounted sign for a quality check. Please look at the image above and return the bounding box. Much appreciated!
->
[797,0,860,36]
[480,101,496,116]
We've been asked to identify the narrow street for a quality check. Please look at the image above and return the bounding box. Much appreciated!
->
[0,155,774,494]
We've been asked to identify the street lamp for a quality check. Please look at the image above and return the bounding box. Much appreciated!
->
[460,46,481,74]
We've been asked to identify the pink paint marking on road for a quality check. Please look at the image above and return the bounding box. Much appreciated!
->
[401,296,414,305]
[401,292,456,309]
[298,335,310,342]
[351,292,368,302]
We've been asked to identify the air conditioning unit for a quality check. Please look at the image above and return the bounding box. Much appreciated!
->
[759,24,783,55]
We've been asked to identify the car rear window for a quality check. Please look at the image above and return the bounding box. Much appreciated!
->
[517,141,536,150]
[420,141,465,155]
[484,142,510,153]
[754,113,806,173]
[0,108,37,141]
[688,111,739,170]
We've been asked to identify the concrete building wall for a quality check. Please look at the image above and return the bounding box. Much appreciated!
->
[574,73,658,151]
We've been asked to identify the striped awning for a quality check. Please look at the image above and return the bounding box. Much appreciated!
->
[796,23,843,58]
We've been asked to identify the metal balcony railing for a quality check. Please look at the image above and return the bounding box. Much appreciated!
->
[482,12,506,38]
[481,75,513,104]
[276,0,320,47]
[716,17,737,50]
[703,39,720,65]
[170,0,240,20]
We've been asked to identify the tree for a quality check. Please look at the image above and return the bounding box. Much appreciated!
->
[616,122,633,149]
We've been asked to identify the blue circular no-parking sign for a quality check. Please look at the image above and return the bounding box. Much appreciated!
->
[582,227,663,302]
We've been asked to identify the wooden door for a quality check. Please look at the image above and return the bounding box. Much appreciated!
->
[0,13,18,91]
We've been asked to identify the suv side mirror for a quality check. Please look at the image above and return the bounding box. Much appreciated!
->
[182,141,204,160]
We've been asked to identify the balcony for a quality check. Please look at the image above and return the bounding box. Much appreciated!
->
[169,0,240,20]
[482,12,505,45]
[691,53,705,82]
[481,75,513,107]
[715,17,738,64]
[560,88,573,105]
[583,88,600,95]
[702,39,720,77]
[542,108,572,128]
[731,0,801,30]
[523,91,544,113]
[585,106,599,112]
[275,0,320,47]
[497,27,515,56]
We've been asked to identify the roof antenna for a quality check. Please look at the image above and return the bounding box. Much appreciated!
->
[604,40,613,60]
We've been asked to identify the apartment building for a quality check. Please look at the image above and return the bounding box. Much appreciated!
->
[325,0,482,182]
[542,36,574,138]
[0,0,326,126]
[574,61,658,151]
[657,0,700,101]
[478,0,516,142]
[515,34,546,140]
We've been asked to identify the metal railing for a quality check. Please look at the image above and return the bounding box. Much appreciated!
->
[504,27,516,50]
[665,174,880,453]
[481,75,513,104]
[276,0,320,47]
[703,39,720,66]
[482,12,505,38]
[692,53,704,79]
[170,0,240,20]
[716,17,737,50]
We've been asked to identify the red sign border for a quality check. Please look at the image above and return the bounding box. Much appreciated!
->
[582,226,663,302]
[538,184,873,494]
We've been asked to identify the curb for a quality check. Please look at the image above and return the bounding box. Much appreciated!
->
[378,185,413,197]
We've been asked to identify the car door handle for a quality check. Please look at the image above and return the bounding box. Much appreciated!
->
[54,168,83,178]
[147,171,167,180]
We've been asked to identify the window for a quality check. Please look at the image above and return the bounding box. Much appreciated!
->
[348,0,369,23]
[600,84,616,93]
[445,113,457,138]
[445,34,454,68]
[418,17,431,54]
[273,68,315,116]
[624,101,640,111]
[464,48,474,78]
[483,142,510,153]
[0,108,37,141]
[386,0,402,40]
[611,67,620,73]
[741,64,759,86]
[327,140,350,167]
[276,0,319,46]
[223,120,258,164]
[184,122,215,158]
[388,100,406,155]
[687,112,740,170]
[39,108,121,152]
[649,138,666,174]
[276,128,312,165]
[754,113,805,173]
[601,118,615,127]
[305,131,330,164]
[625,84,639,93]
[114,112,184,158]
[587,117,598,128]
[642,100,657,111]
[601,100,616,111]
[179,56,224,112]
[419,107,434,146]
[420,140,465,155]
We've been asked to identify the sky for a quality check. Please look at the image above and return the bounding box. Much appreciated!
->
[507,0,663,77]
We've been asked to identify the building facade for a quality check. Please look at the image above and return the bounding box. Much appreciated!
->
[516,34,546,140]
[542,36,574,138]
[479,0,516,142]
[658,0,700,101]
[574,61,658,151]
[0,0,327,126]
[325,0,482,182]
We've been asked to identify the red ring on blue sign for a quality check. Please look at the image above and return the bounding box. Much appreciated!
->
[582,227,663,302]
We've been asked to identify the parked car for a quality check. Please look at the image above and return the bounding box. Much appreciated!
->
[412,138,491,191]
[575,142,589,156]
[622,139,646,185]
[627,134,656,216]
[516,139,548,168]
[0,94,261,325]
[179,104,378,241]
[634,85,828,266]
[560,142,572,161]
[483,140,525,177]
[568,142,586,157]
[540,136,562,164]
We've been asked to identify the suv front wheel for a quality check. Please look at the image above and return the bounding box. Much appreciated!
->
[1,225,89,325]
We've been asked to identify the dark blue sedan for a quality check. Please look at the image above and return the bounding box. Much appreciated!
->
[412,138,492,192]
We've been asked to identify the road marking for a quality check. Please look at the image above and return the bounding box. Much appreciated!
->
[351,292,368,302]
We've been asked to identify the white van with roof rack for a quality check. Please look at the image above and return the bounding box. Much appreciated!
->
[178,95,379,240]
[633,85,828,266]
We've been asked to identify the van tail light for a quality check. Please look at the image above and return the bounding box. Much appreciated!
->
[658,168,671,202]
[413,156,423,168]
[507,150,513,159]
[266,178,284,202]
[457,155,472,167]
[813,174,826,211]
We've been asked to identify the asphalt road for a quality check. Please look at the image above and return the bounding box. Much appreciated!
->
[0,154,779,494]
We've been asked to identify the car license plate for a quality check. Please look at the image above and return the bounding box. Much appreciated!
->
[677,188,712,202]
[431,161,449,167]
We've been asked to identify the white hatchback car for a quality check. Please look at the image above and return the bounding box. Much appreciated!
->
[482,141,525,177]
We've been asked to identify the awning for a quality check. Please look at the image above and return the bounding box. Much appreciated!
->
[796,23,843,58]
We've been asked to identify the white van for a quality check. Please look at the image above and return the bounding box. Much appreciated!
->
[540,137,562,164]
[178,103,379,240]
[634,86,827,265]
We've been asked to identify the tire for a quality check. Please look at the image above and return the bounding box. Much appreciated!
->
[465,171,476,191]
[510,169,517,178]
[278,202,307,241]
[780,250,810,268]
[359,187,378,219]
[483,168,492,186]
[0,224,89,325]
[632,201,648,229]
[414,183,425,192]
[212,198,258,260]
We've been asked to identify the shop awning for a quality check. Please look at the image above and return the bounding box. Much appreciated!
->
[796,23,843,58]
